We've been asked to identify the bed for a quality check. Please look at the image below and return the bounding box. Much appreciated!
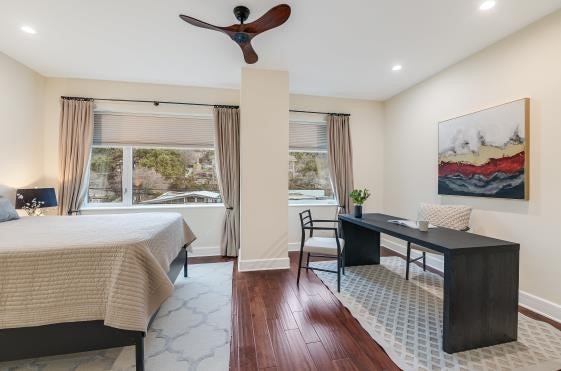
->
[0,212,196,371]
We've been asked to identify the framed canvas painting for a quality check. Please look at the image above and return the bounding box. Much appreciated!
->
[438,98,530,200]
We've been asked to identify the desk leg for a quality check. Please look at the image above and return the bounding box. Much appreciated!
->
[341,220,380,266]
[443,248,519,353]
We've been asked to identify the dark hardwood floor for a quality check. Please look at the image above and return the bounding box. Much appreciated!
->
[188,248,561,371]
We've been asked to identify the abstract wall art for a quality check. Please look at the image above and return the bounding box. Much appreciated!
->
[438,98,529,199]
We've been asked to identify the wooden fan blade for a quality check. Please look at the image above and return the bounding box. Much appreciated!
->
[240,42,258,64]
[242,4,291,35]
[179,14,234,35]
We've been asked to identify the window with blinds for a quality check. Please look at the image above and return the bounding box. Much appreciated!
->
[93,112,215,148]
[288,119,334,202]
[87,111,220,207]
[289,120,328,152]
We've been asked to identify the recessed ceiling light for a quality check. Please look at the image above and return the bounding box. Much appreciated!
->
[20,25,37,34]
[392,65,403,71]
[479,1,496,11]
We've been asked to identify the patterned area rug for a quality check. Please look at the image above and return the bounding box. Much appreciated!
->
[311,257,561,371]
[0,261,233,371]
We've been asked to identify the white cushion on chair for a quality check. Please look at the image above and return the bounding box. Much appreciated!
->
[303,237,345,256]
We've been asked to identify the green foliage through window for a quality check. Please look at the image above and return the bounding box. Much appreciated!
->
[88,147,123,203]
[132,148,219,204]
[88,147,220,205]
[288,151,333,201]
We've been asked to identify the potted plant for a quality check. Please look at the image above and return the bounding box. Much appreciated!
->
[349,188,370,218]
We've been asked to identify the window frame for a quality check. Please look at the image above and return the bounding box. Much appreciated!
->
[288,149,337,206]
[288,118,335,205]
[84,114,337,208]
[83,145,223,209]
[84,144,128,208]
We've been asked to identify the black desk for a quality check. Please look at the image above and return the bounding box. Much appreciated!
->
[339,213,520,353]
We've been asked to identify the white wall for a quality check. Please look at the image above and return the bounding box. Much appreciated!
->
[239,68,289,271]
[383,10,561,321]
[0,52,45,201]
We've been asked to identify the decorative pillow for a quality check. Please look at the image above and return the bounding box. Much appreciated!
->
[418,203,471,230]
[0,197,20,223]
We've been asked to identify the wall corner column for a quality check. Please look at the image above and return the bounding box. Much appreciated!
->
[238,68,290,271]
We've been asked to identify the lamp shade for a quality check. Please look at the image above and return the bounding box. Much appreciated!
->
[15,188,58,209]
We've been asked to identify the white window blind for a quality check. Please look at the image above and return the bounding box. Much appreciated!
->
[93,112,215,148]
[289,120,328,152]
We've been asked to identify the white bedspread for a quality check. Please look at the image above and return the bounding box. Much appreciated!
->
[0,213,196,332]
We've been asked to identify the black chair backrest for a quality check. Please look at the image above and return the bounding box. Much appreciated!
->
[299,209,314,238]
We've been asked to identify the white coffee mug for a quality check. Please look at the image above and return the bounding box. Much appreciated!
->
[418,220,429,232]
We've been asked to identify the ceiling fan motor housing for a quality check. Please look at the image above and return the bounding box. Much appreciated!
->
[233,32,250,44]
[234,6,250,23]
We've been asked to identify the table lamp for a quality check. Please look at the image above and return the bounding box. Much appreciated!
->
[15,187,58,216]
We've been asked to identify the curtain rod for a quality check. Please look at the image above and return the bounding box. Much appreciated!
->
[61,96,238,109]
[60,96,350,116]
[289,109,350,117]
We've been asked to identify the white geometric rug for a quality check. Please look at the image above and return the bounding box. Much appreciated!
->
[311,257,561,371]
[0,262,233,371]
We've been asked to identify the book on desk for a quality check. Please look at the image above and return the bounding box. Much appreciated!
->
[386,219,437,229]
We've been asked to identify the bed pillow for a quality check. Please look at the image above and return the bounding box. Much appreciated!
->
[0,197,20,222]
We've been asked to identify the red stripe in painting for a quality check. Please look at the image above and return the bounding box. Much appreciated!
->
[439,152,525,178]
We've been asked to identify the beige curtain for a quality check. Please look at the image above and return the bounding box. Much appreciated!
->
[213,106,240,257]
[327,114,354,214]
[58,98,94,215]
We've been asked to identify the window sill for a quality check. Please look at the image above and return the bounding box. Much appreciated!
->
[288,201,338,207]
[81,201,337,212]
[80,203,225,212]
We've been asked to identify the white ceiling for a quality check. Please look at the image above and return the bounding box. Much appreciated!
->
[1,0,561,100]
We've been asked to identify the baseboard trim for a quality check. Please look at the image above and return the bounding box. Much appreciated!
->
[238,257,290,272]
[190,246,221,257]
[519,291,561,324]
[381,237,561,324]
[288,242,300,252]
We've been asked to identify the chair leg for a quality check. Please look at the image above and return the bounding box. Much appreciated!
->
[406,242,411,280]
[183,245,188,278]
[297,249,304,287]
[422,252,426,271]
[342,251,346,275]
[337,254,341,293]
[306,252,310,271]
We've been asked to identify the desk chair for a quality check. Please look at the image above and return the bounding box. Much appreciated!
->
[406,203,472,280]
[297,210,345,292]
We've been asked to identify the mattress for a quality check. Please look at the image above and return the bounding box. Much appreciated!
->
[0,212,196,332]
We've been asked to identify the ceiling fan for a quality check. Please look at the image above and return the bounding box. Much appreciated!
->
[179,4,291,64]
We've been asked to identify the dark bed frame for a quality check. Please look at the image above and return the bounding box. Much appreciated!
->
[0,244,189,371]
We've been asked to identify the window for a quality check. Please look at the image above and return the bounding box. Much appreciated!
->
[88,147,123,203]
[132,148,219,205]
[288,120,334,202]
[86,112,221,206]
